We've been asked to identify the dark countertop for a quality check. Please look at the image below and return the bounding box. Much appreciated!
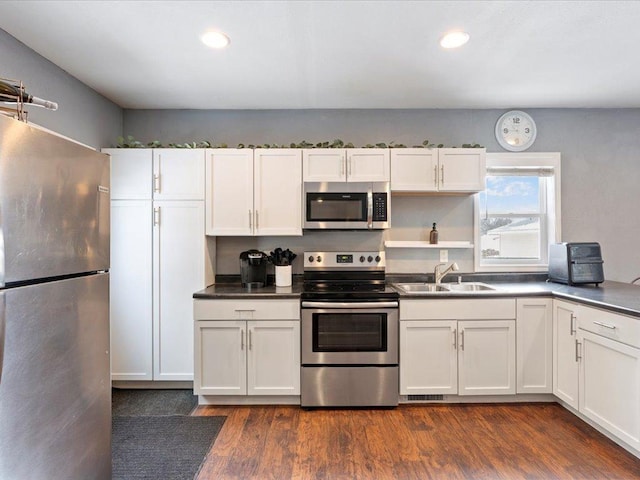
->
[193,277,640,318]
[193,282,304,299]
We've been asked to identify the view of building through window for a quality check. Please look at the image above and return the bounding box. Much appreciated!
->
[478,176,543,260]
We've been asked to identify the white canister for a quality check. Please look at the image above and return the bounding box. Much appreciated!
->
[275,265,292,287]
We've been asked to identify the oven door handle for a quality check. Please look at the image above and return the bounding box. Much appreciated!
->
[301,301,399,309]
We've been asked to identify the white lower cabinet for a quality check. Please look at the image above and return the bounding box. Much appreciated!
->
[553,299,640,453]
[400,299,516,396]
[517,298,553,394]
[579,329,640,450]
[553,299,580,408]
[194,300,300,397]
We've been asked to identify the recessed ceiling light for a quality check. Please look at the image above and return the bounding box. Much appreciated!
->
[201,31,230,49]
[440,31,469,49]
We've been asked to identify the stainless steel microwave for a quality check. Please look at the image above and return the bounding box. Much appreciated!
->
[303,182,390,230]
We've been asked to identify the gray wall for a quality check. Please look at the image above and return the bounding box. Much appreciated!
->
[124,109,640,282]
[0,29,122,149]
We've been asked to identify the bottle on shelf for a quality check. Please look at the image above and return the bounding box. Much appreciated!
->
[429,222,439,244]
[0,79,58,110]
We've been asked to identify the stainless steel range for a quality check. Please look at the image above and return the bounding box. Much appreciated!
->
[300,251,399,408]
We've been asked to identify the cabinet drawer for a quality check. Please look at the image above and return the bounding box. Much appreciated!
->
[578,306,640,349]
[194,299,300,320]
[401,299,516,320]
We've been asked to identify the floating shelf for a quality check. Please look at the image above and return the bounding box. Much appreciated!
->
[384,240,474,249]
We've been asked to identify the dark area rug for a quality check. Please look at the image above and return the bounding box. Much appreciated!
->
[112,389,225,480]
[112,388,198,416]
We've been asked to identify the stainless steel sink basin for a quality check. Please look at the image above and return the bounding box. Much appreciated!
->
[393,282,500,294]
[443,282,498,292]
[394,283,450,293]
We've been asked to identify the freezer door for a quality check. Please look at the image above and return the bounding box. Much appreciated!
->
[0,273,111,480]
[0,116,110,285]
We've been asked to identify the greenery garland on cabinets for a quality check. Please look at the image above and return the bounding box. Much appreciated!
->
[115,135,483,149]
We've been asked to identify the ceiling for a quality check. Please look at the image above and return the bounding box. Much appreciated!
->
[1,0,639,110]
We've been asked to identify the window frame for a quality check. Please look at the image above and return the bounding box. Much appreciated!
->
[473,152,561,273]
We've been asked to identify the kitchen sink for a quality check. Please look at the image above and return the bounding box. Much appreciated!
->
[443,282,498,292]
[393,282,500,295]
[394,283,450,293]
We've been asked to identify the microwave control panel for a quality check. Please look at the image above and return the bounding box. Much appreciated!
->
[372,193,388,221]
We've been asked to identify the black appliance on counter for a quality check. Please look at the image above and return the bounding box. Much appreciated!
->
[239,250,269,288]
[300,251,399,408]
[548,242,604,286]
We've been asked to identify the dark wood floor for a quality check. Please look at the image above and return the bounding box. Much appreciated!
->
[193,403,640,480]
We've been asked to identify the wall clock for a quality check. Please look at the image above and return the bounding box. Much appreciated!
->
[495,110,537,152]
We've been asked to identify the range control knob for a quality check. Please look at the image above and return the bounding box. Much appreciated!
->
[308,255,314,263]
[375,255,381,262]
[367,256,373,263]
[316,255,322,263]
[360,256,366,263]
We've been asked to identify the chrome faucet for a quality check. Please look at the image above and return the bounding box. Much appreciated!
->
[434,262,459,284]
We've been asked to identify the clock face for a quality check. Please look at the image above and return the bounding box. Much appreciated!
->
[495,110,537,152]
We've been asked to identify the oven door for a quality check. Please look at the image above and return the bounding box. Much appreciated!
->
[301,302,398,365]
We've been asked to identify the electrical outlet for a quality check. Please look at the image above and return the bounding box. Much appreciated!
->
[440,249,448,262]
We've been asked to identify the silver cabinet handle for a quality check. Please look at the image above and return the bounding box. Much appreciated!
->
[248,329,252,350]
[460,330,465,350]
[440,165,445,184]
[234,309,256,312]
[348,156,352,176]
[153,207,160,226]
[453,328,457,349]
[153,173,161,193]
[241,329,245,350]
[575,339,581,362]
[434,165,438,187]
[248,210,252,229]
[255,211,259,230]
[593,321,617,330]
[570,314,576,335]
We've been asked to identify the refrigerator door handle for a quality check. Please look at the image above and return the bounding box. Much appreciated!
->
[0,293,5,384]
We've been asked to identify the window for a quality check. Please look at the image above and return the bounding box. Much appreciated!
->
[474,153,561,272]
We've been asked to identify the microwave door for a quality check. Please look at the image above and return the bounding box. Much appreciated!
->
[306,192,368,227]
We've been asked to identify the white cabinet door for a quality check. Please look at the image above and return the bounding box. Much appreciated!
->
[553,300,579,409]
[247,321,301,395]
[194,321,247,395]
[437,148,486,192]
[347,148,390,182]
[254,149,302,236]
[516,298,553,393]
[104,148,152,200]
[110,200,153,380]
[458,320,516,395]
[153,200,205,381]
[205,149,254,235]
[400,320,458,395]
[579,329,640,451]
[390,148,438,192]
[302,149,346,182]
[152,149,205,200]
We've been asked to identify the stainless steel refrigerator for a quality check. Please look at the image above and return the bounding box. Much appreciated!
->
[0,115,111,479]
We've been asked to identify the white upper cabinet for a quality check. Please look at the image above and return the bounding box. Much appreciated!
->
[152,149,205,200]
[104,148,153,200]
[390,148,486,192]
[390,148,438,192]
[303,148,390,182]
[254,149,303,236]
[206,148,302,236]
[105,148,205,200]
[206,149,254,236]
